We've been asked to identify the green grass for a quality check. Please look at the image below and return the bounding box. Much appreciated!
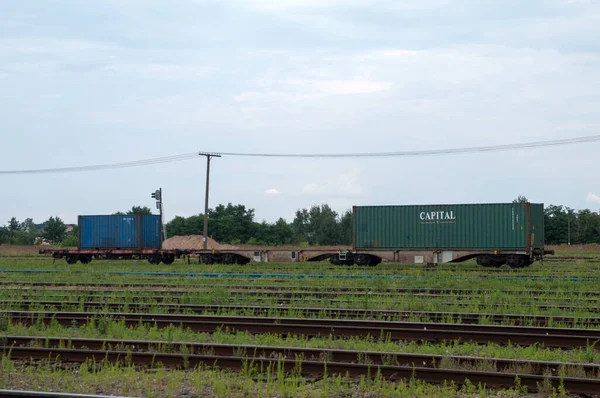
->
[1,358,513,398]
[1,256,600,395]
[4,317,600,365]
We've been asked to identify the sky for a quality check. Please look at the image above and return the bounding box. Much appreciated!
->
[1,0,600,225]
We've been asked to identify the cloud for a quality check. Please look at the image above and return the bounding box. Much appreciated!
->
[302,168,362,197]
[302,183,324,194]
[234,78,393,104]
[243,0,367,11]
[264,188,281,195]
[102,63,216,80]
[586,193,600,204]
[286,79,393,95]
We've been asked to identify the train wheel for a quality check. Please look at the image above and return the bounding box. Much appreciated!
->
[162,254,175,265]
[65,255,79,264]
[79,256,92,264]
[506,255,527,269]
[223,254,236,264]
[147,255,162,265]
[238,257,251,265]
[476,255,506,268]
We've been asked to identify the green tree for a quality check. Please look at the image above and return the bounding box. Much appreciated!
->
[513,195,529,204]
[574,209,600,244]
[208,203,256,243]
[291,204,348,245]
[60,224,79,247]
[12,218,39,245]
[11,230,36,245]
[544,205,575,245]
[20,218,35,232]
[127,206,153,216]
[271,218,294,245]
[59,234,79,247]
[43,216,67,244]
[292,208,310,243]
[309,204,342,245]
[166,214,204,237]
[0,226,9,244]
[8,217,20,238]
[339,209,353,245]
[252,218,295,245]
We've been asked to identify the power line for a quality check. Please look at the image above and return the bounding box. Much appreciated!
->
[0,134,598,175]
[0,152,199,175]
[220,135,600,158]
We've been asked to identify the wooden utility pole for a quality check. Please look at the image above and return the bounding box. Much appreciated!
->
[200,152,221,250]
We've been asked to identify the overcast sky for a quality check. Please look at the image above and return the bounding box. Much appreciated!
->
[1,0,599,225]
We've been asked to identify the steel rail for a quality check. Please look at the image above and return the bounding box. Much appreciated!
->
[6,269,600,281]
[4,311,600,349]
[0,390,130,398]
[3,300,600,327]
[4,282,600,299]
[6,335,600,378]
[3,294,600,314]
[7,287,600,303]
[3,344,599,394]
[4,281,600,297]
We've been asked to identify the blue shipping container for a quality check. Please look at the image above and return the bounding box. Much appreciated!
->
[78,215,162,249]
[141,215,162,249]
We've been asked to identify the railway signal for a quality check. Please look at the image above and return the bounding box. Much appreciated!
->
[151,188,167,247]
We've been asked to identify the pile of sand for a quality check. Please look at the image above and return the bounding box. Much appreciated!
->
[162,235,238,250]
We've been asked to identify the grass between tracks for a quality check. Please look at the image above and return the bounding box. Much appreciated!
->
[1,256,600,396]
[2,285,600,322]
[0,359,526,398]
[3,319,600,367]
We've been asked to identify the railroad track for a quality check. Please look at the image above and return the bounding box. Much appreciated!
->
[4,311,600,349]
[0,391,129,398]
[5,281,600,297]
[4,293,600,315]
[3,336,600,394]
[2,300,600,327]
[6,269,600,281]
[8,287,600,302]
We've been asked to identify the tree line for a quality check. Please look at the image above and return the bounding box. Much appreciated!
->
[0,206,155,246]
[544,205,600,245]
[166,203,352,246]
[1,201,599,246]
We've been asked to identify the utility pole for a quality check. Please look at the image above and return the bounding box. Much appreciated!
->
[200,152,221,250]
[567,214,571,246]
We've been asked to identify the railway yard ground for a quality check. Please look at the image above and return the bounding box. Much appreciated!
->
[1,246,600,397]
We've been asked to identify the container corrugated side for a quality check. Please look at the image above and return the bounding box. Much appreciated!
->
[529,203,544,250]
[78,214,161,249]
[79,215,139,249]
[141,215,162,249]
[354,203,534,251]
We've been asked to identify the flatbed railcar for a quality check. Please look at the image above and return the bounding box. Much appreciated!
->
[42,202,553,267]
[196,202,554,268]
[40,214,190,265]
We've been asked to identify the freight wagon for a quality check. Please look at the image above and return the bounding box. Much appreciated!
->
[42,202,553,267]
[324,202,552,268]
[41,214,186,265]
[192,202,553,268]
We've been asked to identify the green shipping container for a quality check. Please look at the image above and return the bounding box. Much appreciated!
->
[353,203,544,251]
